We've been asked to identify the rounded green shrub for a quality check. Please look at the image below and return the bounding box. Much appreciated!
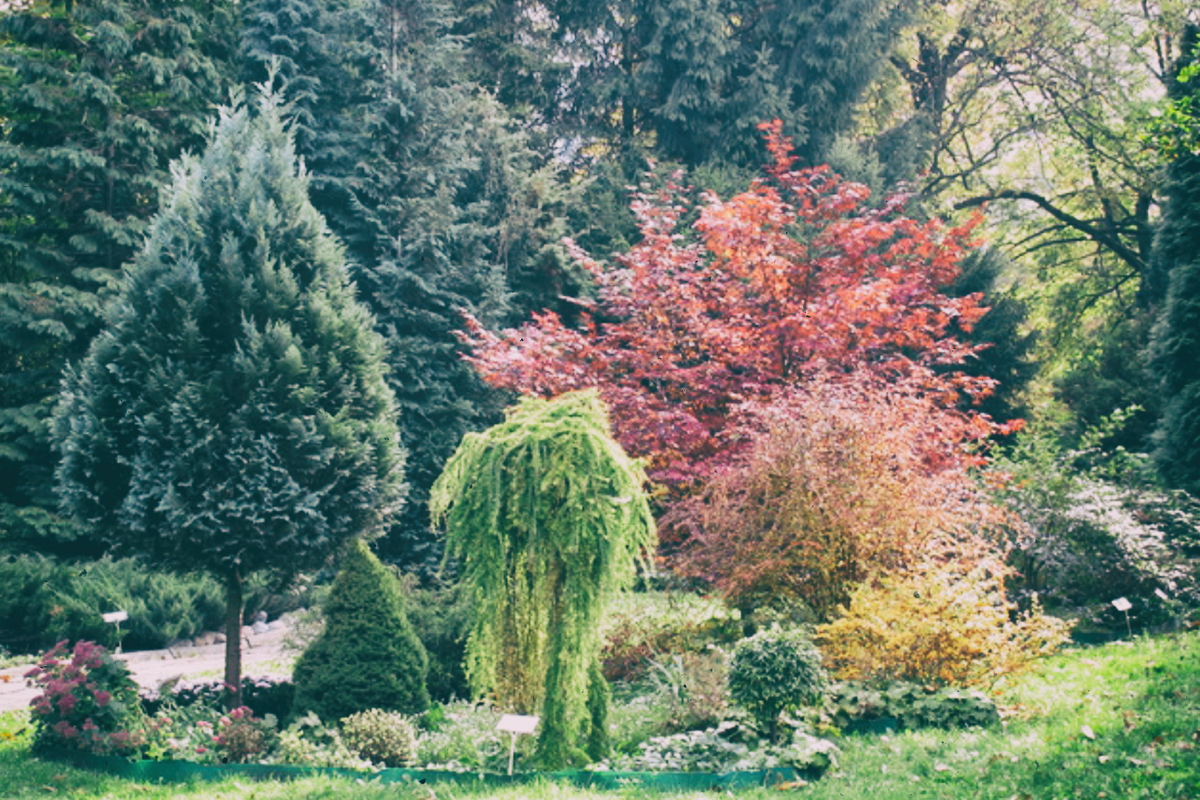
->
[292,539,430,721]
[728,625,827,737]
[340,708,419,767]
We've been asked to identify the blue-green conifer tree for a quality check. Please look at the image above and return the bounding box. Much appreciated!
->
[52,80,405,705]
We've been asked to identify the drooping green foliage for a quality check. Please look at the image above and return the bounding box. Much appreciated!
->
[51,82,405,703]
[0,0,238,559]
[430,390,656,768]
[293,538,430,721]
[1151,26,1200,495]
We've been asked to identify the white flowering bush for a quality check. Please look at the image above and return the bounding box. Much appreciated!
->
[993,414,1200,631]
[258,711,375,770]
[414,700,532,772]
[587,722,838,774]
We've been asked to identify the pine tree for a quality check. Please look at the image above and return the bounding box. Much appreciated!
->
[0,0,238,558]
[293,538,430,721]
[52,82,405,706]
[1150,26,1200,493]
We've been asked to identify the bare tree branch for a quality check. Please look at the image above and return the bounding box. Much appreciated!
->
[954,189,1148,274]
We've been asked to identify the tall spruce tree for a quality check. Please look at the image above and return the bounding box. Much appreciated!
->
[52,82,405,706]
[1150,27,1200,493]
[0,0,238,558]
[240,0,581,575]
[238,0,368,262]
[362,0,583,574]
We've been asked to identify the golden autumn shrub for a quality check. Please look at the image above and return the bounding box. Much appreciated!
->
[814,562,1071,688]
[667,373,1007,622]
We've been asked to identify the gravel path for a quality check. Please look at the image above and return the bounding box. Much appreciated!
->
[0,627,297,715]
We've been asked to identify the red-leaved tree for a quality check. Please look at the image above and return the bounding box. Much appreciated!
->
[460,122,1015,553]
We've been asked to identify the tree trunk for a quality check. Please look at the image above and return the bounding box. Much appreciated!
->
[224,567,243,709]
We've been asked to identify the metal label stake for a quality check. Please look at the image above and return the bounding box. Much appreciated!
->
[496,714,539,776]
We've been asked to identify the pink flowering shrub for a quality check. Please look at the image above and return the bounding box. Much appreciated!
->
[24,640,145,755]
[141,699,277,764]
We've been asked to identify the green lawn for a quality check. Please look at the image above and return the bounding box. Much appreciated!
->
[3,630,1199,799]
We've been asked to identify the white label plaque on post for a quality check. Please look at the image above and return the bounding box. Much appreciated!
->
[101,610,129,654]
[496,714,539,775]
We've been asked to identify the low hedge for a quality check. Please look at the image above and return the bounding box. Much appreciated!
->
[39,746,815,791]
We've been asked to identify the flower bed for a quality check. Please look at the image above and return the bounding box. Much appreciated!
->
[21,640,833,791]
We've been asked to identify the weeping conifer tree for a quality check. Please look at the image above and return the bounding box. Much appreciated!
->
[52,77,405,707]
[429,390,656,769]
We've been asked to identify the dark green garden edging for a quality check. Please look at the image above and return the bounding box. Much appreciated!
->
[37,748,811,791]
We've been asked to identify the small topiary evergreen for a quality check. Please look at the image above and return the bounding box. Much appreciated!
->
[292,540,430,721]
[728,625,828,740]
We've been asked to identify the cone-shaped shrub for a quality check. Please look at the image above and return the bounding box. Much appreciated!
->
[293,539,430,720]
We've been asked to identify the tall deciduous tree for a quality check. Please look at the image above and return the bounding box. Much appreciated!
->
[0,0,237,558]
[52,84,405,706]
[863,0,1197,448]
[430,390,656,768]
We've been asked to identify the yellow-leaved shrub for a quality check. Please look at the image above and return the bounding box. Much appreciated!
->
[814,563,1071,688]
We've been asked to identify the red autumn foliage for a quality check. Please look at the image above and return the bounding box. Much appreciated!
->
[460,122,1009,498]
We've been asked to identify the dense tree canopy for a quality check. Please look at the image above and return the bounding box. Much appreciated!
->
[0,0,237,558]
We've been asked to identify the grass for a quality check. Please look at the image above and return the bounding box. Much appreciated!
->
[2,631,1199,799]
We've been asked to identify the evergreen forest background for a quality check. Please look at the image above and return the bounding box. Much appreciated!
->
[2,0,1200,659]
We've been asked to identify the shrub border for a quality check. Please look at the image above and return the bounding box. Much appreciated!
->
[37,747,813,791]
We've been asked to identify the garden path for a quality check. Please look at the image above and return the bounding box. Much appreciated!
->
[0,626,296,714]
